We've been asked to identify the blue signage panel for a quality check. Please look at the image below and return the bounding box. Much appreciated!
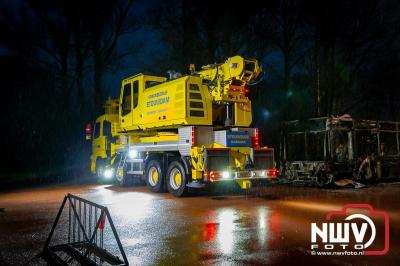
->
[226,131,251,147]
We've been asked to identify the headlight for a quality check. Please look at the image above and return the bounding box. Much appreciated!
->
[222,171,230,179]
[103,168,113,179]
[128,149,138,159]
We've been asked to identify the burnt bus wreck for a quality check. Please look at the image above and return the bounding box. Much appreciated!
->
[280,115,400,184]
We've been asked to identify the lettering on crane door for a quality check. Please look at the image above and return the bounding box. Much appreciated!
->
[147,90,170,107]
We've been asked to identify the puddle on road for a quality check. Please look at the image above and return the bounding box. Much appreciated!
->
[154,205,282,265]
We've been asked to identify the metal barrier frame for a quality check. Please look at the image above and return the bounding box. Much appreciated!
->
[40,193,129,265]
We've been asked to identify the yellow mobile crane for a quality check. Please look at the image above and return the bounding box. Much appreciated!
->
[117,55,277,196]
[90,55,277,196]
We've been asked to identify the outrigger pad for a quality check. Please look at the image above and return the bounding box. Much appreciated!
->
[39,194,129,265]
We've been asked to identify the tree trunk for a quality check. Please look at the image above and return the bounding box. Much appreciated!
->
[314,26,321,117]
[75,35,85,115]
[282,0,291,94]
[61,50,69,114]
[93,36,103,112]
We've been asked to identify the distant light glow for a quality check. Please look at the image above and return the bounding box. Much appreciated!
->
[287,90,293,97]
[262,109,270,119]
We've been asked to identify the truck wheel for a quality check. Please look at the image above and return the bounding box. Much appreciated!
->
[116,163,130,187]
[116,169,129,187]
[166,161,187,197]
[146,160,164,192]
[95,159,105,179]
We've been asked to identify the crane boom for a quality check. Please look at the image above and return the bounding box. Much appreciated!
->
[197,56,262,102]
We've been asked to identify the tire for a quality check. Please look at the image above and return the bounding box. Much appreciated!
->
[166,161,188,197]
[116,164,130,187]
[145,160,164,192]
[95,158,105,179]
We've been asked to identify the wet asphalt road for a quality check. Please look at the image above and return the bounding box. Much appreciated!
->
[0,182,399,265]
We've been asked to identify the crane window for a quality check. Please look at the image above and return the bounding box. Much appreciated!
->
[146,80,162,89]
[133,80,139,108]
[122,83,132,116]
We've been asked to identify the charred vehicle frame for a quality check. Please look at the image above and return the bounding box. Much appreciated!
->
[280,116,400,184]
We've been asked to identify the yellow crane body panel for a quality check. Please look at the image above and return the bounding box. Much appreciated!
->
[119,74,213,131]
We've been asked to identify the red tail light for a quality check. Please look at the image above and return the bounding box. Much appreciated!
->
[191,127,195,146]
[267,169,279,178]
[208,171,231,181]
[252,128,259,147]
[85,123,92,133]
[85,123,92,140]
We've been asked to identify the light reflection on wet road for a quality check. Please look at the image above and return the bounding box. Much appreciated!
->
[0,183,399,265]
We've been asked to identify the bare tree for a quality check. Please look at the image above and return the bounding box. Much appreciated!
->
[87,0,135,111]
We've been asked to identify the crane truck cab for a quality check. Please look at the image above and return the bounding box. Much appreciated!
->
[90,97,123,180]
